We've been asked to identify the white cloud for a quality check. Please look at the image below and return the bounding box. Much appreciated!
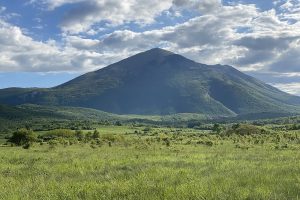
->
[29,0,87,10]
[0,0,299,83]
[65,36,99,50]
[91,2,300,75]
[269,43,300,72]
[89,3,259,66]
[173,0,221,13]
[272,82,300,96]
[0,19,127,72]
[29,0,174,34]
[280,0,300,12]
[29,0,224,34]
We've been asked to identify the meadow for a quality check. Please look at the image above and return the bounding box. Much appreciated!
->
[0,124,300,199]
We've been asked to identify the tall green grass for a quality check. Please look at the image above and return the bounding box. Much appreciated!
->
[0,142,299,199]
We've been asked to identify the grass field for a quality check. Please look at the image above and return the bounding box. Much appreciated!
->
[0,125,300,199]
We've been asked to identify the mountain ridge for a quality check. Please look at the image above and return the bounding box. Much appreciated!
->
[0,48,300,117]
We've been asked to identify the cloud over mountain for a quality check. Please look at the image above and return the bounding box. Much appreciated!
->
[0,0,300,94]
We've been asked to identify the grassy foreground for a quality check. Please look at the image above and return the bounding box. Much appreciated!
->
[0,141,300,199]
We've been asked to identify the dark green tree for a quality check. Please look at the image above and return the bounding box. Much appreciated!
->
[115,121,122,126]
[75,130,84,141]
[8,128,37,146]
[92,130,100,139]
[232,123,241,130]
[212,124,222,134]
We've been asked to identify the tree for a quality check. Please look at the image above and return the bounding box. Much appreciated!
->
[8,128,37,146]
[75,130,84,141]
[92,130,100,139]
[232,123,241,130]
[115,121,122,126]
[212,123,222,134]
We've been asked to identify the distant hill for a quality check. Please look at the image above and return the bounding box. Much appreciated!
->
[0,48,300,117]
[0,104,119,121]
[0,104,212,135]
[0,103,207,122]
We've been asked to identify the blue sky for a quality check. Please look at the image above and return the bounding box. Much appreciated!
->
[0,0,300,95]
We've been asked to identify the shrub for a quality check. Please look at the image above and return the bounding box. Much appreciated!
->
[23,143,31,149]
[235,143,250,150]
[85,132,93,141]
[143,127,152,133]
[8,128,37,146]
[48,139,58,149]
[290,124,300,130]
[75,130,84,141]
[212,124,223,134]
[232,123,241,130]
[205,140,214,146]
[225,124,269,136]
[95,138,102,146]
[197,140,214,146]
[92,130,100,139]
[44,129,75,140]
[187,121,202,129]
[115,121,122,126]
[275,143,289,150]
[162,138,171,146]
[102,134,117,143]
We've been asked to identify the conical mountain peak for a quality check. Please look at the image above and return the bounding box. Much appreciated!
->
[129,48,176,61]
[1,49,300,117]
[145,48,174,55]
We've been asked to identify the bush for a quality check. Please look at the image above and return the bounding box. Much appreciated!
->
[225,124,269,136]
[212,124,223,134]
[162,137,171,146]
[187,121,202,128]
[143,127,152,133]
[92,130,100,139]
[102,134,116,143]
[8,128,37,146]
[75,130,84,141]
[23,143,31,149]
[43,129,75,140]
[115,121,122,126]
[48,139,58,149]
[197,140,214,146]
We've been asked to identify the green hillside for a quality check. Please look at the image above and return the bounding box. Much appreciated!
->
[0,104,212,134]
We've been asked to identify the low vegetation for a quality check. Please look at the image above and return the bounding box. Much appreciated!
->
[0,122,300,199]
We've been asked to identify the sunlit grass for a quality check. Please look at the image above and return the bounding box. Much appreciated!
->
[0,140,299,199]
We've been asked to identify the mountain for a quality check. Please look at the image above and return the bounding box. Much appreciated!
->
[0,48,300,117]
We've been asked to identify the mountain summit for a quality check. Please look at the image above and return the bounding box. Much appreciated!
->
[1,48,300,117]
